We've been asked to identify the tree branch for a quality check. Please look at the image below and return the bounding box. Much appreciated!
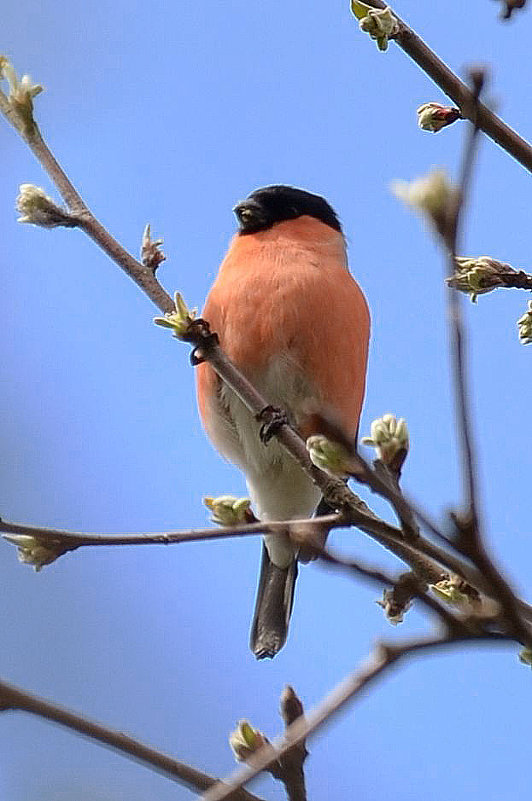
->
[443,68,484,543]
[198,632,511,801]
[0,679,263,801]
[0,514,342,549]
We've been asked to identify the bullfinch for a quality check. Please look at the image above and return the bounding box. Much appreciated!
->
[196,185,370,659]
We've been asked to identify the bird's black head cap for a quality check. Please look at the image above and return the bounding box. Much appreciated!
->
[233,185,342,235]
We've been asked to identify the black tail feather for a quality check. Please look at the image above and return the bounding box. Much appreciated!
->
[250,545,298,659]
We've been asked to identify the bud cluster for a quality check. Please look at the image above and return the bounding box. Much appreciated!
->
[203,495,252,526]
[361,413,409,467]
[0,56,43,132]
[153,291,197,339]
[417,102,461,133]
[351,2,400,51]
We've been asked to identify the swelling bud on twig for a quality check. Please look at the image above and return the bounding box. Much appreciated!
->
[3,534,68,571]
[430,577,480,613]
[517,300,532,345]
[351,2,399,51]
[448,256,507,302]
[448,257,532,301]
[305,434,354,477]
[391,169,456,234]
[141,224,165,272]
[361,413,409,467]
[229,720,268,762]
[0,57,43,132]
[16,184,76,228]
[518,647,532,667]
[203,495,252,526]
[417,102,461,133]
[279,685,305,726]
[153,291,197,339]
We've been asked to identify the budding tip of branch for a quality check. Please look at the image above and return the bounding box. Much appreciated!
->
[229,720,268,762]
[16,184,75,228]
[517,300,532,345]
[351,3,399,51]
[361,413,409,467]
[141,223,166,271]
[203,495,252,526]
[3,533,67,571]
[417,102,461,133]
[153,291,197,339]
[306,434,353,477]
[1,59,43,131]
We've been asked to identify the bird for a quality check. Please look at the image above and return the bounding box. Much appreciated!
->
[195,185,370,659]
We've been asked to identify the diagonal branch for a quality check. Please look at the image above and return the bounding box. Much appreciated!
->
[0,679,263,801]
[198,632,511,801]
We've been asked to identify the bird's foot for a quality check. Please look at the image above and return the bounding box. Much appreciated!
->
[257,405,289,444]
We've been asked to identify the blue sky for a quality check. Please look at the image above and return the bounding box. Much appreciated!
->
[1,1,531,799]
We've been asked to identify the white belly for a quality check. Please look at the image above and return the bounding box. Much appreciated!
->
[205,355,321,566]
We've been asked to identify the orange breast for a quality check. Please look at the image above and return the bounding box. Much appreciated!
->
[196,216,370,439]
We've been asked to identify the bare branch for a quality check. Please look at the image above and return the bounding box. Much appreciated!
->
[443,67,485,542]
[0,679,263,801]
[0,515,342,549]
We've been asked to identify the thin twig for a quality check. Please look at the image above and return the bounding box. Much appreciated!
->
[317,546,480,635]
[0,680,262,801]
[0,515,342,548]
[4,513,532,638]
[444,68,484,541]
[440,69,531,645]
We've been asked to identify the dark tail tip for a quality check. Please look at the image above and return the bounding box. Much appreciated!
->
[253,640,282,660]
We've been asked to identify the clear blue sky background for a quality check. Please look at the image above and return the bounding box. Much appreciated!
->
[1,1,531,799]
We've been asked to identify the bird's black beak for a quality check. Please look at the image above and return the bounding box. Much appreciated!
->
[233,199,268,233]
